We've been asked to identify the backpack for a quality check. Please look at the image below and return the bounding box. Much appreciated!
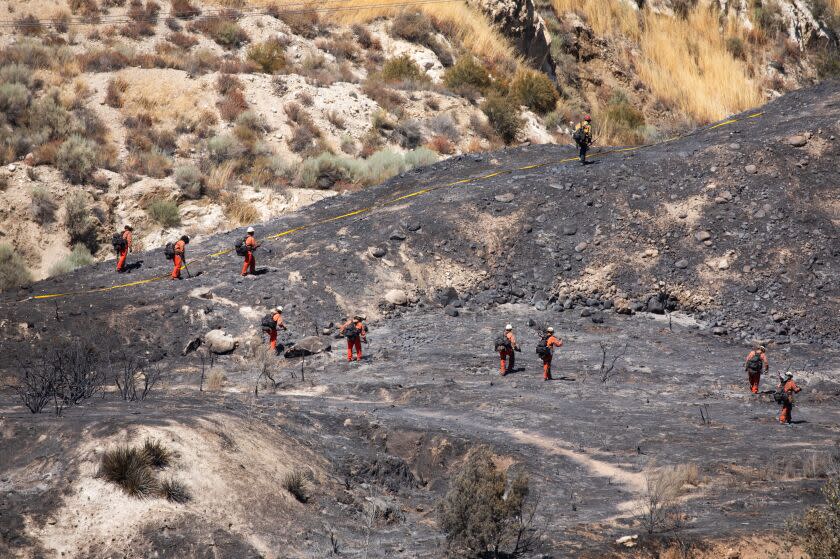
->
[344,322,360,339]
[164,242,175,260]
[112,233,127,253]
[261,314,276,331]
[494,335,512,352]
[746,354,764,373]
[773,389,790,405]
[234,237,249,257]
[536,335,551,357]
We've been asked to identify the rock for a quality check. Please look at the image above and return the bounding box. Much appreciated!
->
[724,548,740,559]
[7,164,15,172]
[580,308,591,317]
[590,312,604,324]
[436,287,460,307]
[615,535,638,548]
[23,153,34,166]
[788,135,808,147]
[444,306,459,317]
[718,259,730,270]
[534,301,547,311]
[695,230,712,242]
[403,220,421,232]
[182,337,202,356]
[711,326,728,336]
[574,242,588,253]
[642,248,658,258]
[204,329,238,354]
[389,231,407,241]
[385,289,409,306]
[466,0,555,78]
[675,259,689,269]
[562,224,577,235]
[646,295,666,315]
[189,287,213,299]
[745,164,757,174]
[369,246,387,258]
[494,193,515,203]
[284,336,331,358]
[746,285,759,293]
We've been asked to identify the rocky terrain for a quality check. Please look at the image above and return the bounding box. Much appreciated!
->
[1,0,838,287]
[0,80,839,558]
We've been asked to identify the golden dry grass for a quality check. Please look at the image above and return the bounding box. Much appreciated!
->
[637,7,761,122]
[223,194,261,225]
[116,68,216,123]
[552,0,640,39]
[242,0,517,64]
[552,1,761,122]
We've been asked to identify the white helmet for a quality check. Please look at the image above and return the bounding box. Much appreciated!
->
[546,327,554,333]
[124,223,132,230]
[275,305,283,312]
[784,372,793,378]
[247,226,255,234]
[505,324,513,331]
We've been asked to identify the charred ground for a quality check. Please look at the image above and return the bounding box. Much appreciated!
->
[1,82,839,558]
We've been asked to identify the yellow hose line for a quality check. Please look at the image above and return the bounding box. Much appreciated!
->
[23,112,760,302]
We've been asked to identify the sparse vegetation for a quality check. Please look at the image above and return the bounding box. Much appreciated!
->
[381,54,427,83]
[481,93,522,144]
[142,438,172,469]
[271,5,320,38]
[48,244,94,276]
[637,463,697,534]
[57,135,98,184]
[282,469,310,503]
[247,39,288,74]
[99,446,159,497]
[298,147,437,188]
[171,0,200,19]
[223,195,260,225]
[510,69,559,115]
[438,446,538,557]
[444,56,491,95]
[160,477,191,503]
[105,77,128,108]
[146,198,181,228]
[174,164,204,199]
[189,12,249,49]
[395,119,424,149]
[0,243,32,292]
[64,191,99,253]
[789,475,840,559]
[30,186,57,224]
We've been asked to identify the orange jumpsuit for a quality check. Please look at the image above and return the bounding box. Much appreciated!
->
[779,378,801,424]
[268,312,286,351]
[542,335,563,380]
[116,230,131,272]
[499,331,517,375]
[341,319,367,361]
[241,235,258,276]
[744,350,769,394]
[171,239,186,279]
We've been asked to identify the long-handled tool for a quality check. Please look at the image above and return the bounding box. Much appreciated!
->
[182,259,192,278]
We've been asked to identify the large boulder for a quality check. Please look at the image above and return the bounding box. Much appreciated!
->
[385,289,409,306]
[284,336,331,358]
[467,0,555,77]
[204,330,238,354]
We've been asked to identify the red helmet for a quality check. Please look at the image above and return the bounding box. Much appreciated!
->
[584,114,591,122]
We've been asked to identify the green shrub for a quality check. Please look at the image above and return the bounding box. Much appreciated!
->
[174,165,203,198]
[128,148,172,178]
[438,446,534,557]
[0,83,31,124]
[381,54,426,83]
[403,146,438,169]
[789,476,840,559]
[605,92,645,129]
[28,93,75,142]
[298,147,438,189]
[444,56,491,94]
[247,39,287,73]
[0,242,32,292]
[510,69,559,115]
[481,93,522,144]
[57,135,97,184]
[0,64,32,87]
[189,14,248,49]
[299,152,352,189]
[147,198,181,228]
[207,134,243,163]
[726,36,746,60]
[48,243,94,276]
[64,191,99,252]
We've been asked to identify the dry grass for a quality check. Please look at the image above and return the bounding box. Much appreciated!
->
[207,160,237,195]
[206,370,224,391]
[247,0,516,64]
[551,2,761,122]
[116,68,215,124]
[223,194,261,225]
